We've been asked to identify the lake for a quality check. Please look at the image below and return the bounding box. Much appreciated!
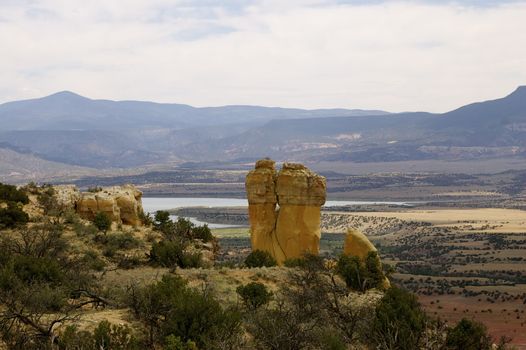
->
[142,197,410,228]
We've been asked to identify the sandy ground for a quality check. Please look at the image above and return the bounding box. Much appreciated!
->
[334,208,526,233]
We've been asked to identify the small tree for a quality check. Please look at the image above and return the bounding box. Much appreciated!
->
[336,251,386,292]
[245,250,277,268]
[93,212,112,233]
[0,182,29,204]
[445,318,492,350]
[0,202,29,228]
[372,286,426,350]
[154,210,171,228]
[237,282,272,310]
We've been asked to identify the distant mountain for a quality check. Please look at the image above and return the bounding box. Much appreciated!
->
[0,87,524,171]
[0,147,94,182]
[201,86,526,162]
[0,91,388,131]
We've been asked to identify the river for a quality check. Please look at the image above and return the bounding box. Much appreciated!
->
[142,197,410,228]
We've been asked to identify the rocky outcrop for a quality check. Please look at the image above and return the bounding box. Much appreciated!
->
[75,185,144,226]
[344,228,390,288]
[54,185,81,208]
[343,228,378,260]
[246,159,326,264]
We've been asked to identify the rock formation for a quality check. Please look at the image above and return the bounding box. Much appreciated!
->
[343,228,378,260]
[246,159,326,264]
[76,185,144,226]
[54,184,144,226]
[344,228,390,289]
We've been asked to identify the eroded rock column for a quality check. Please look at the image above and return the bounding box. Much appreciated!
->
[245,159,283,260]
[246,159,326,264]
[275,163,326,262]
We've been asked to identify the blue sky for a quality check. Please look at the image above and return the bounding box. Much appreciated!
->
[0,0,525,112]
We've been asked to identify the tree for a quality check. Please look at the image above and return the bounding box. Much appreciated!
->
[445,318,492,350]
[0,202,29,229]
[237,282,272,310]
[245,250,277,268]
[93,212,112,233]
[0,183,29,204]
[336,251,386,292]
[0,223,105,348]
[246,254,375,349]
[372,286,427,350]
[154,210,171,229]
[126,275,243,349]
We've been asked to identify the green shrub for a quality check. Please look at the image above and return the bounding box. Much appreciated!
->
[245,250,277,268]
[284,257,306,267]
[60,320,143,349]
[0,183,29,204]
[372,286,426,350]
[149,240,201,268]
[93,212,112,233]
[80,250,106,271]
[73,221,98,237]
[164,335,198,350]
[0,202,29,228]
[336,251,386,291]
[445,318,492,350]
[192,224,213,242]
[95,232,141,251]
[236,282,272,310]
[127,275,242,349]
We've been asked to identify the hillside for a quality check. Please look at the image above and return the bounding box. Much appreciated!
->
[210,86,526,162]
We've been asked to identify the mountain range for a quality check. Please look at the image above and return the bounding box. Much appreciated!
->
[0,87,525,179]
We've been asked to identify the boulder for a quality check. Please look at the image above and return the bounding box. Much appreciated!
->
[343,228,378,259]
[245,159,326,264]
[76,185,143,225]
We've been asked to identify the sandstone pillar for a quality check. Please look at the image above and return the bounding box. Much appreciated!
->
[245,159,283,260]
[275,163,326,262]
[245,159,326,264]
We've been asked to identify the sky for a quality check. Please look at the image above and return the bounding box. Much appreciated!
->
[0,0,525,113]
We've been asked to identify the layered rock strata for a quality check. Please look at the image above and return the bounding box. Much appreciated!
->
[246,159,326,264]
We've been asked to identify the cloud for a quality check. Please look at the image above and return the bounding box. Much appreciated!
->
[0,0,525,113]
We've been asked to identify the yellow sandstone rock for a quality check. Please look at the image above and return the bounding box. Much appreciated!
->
[343,228,378,259]
[275,163,326,262]
[76,185,144,225]
[245,159,326,264]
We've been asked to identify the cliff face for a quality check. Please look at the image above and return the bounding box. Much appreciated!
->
[246,159,326,264]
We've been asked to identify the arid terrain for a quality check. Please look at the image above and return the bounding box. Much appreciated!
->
[205,201,526,348]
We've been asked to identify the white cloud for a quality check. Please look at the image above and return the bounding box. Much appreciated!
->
[0,0,525,112]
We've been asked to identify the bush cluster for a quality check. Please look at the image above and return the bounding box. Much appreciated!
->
[0,183,29,229]
[236,282,273,310]
[148,212,214,269]
[336,251,387,291]
[244,250,277,268]
[126,275,242,349]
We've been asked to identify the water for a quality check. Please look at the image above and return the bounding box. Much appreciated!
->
[142,197,410,228]
[142,197,409,212]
